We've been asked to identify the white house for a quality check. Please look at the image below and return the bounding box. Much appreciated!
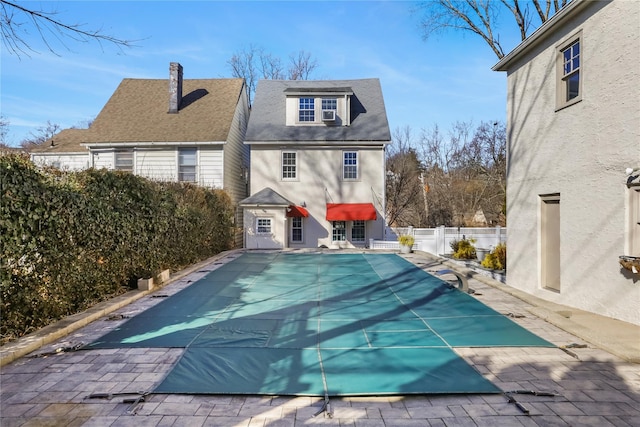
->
[240,79,391,249]
[493,0,640,325]
[30,63,250,206]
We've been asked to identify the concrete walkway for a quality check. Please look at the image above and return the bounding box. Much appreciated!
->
[1,250,639,426]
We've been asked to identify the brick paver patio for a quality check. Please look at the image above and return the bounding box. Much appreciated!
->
[1,251,639,426]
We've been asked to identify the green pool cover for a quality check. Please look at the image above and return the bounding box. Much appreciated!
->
[87,253,554,396]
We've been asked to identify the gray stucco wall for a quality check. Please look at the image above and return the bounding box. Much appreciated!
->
[503,1,640,325]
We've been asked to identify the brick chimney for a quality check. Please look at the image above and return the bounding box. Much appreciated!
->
[168,62,183,113]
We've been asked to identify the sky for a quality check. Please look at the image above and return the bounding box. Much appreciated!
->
[1,1,524,147]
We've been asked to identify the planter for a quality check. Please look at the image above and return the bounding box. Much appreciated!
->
[137,278,154,291]
[476,248,490,262]
[400,244,412,254]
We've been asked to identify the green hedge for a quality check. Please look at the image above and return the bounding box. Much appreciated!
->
[1,154,234,344]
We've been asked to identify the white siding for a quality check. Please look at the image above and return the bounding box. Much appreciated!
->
[92,150,113,170]
[199,147,224,188]
[504,1,640,325]
[135,149,176,182]
[31,153,89,171]
[224,84,250,247]
[223,85,250,202]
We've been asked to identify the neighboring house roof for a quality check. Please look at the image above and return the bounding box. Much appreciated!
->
[493,0,590,71]
[239,187,291,206]
[30,129,92,154]
[245,79,391,143]
[36,77,245,152]
[87,78,244,144]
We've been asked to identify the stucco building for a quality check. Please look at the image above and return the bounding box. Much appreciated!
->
[240,79,391,249]
[493,0,640,325]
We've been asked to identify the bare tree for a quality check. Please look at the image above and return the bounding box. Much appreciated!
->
[228,46,319,104]
[288,50,318,81]
[386,126,426,227]
[1,0,135,58]
[417,0,570,59]
[0,115,9,147]
[417,121,506,227]
[20,120,60,151]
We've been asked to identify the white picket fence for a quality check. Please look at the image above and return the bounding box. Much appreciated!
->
[369,226,506,256]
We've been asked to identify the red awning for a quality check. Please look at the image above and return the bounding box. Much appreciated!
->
[326,203,377,221]
[286,205,309,218]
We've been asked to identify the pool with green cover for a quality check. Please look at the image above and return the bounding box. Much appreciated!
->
[87,252,554,396]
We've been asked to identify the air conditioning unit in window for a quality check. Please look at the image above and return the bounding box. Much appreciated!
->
[322,110,336,121]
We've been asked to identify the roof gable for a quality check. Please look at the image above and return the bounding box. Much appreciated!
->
[239,187,291,206]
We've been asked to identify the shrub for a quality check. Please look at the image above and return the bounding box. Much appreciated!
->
[398,234,415,247]
[451,237,476,260]
[481,243,507,270]
[1,154,234,344]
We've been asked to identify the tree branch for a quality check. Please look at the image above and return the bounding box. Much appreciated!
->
[1,0,136,57]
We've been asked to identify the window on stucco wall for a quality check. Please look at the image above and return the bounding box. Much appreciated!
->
[556,31,582,110]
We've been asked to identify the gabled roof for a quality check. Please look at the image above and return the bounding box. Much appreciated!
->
[30,129,92,154]
[35,78,245,152]
[245,79,391,143]
[239,187,291,206]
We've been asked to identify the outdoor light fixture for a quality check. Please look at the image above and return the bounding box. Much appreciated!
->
[626,167,639,175]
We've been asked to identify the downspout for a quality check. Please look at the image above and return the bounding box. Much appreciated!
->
[382,143,387,241]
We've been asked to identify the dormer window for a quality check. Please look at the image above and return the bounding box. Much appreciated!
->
[286,87,353,126]
[299,98,315,122]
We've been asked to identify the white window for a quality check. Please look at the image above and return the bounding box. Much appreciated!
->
[114,150,133,172]
[282,152,297,180]
[178,148,197,182]
[343,151,358,180]
[291,217,303,242]
[322,98,337,111]
[351,220,365,242]
[299,98,314,122]
[332,221,346,241]
[257,218,272,234]
[557,33,582,109]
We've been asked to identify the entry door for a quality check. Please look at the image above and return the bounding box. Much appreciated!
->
[540,195,561,292]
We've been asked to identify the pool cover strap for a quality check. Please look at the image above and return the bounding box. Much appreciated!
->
[87,253,554,396]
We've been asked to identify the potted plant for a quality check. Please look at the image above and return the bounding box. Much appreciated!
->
[398,234,415,254]
[476,247,490,262]
[451,237,476,260]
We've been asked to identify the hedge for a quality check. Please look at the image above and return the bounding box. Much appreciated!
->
[1,153,235,344]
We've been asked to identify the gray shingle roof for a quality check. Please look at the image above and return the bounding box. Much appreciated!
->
[245,79,391,143]
[239,187,291,206]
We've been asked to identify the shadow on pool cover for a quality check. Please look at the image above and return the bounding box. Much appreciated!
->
[86,253,554,396]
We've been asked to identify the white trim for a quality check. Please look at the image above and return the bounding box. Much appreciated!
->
[83,141,226,148]
[493,0,591,71]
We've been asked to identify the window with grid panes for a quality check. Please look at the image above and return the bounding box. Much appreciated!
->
[343,151,358,180]
[351,220,365,242]
[282,152,297,179]
[291,217,303,242]
[299,98,314,122]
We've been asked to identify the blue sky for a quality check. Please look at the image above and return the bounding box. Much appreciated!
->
[1,1,523,146]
